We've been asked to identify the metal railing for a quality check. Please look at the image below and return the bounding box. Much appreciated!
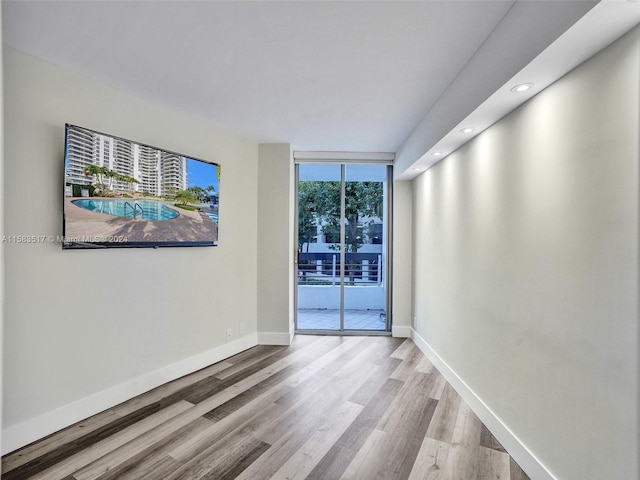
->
[123,201,144,218]
[298,252,383,286]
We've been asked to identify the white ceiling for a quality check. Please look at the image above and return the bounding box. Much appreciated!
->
[3,1,640,178]
[2,0,514,150]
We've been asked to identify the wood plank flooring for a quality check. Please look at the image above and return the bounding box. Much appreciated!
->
[2,336,531,480]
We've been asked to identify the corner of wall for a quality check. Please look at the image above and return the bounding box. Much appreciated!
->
[391,326,411,338]
[391,180,413,330]
[0,6,5,458]
[288,146,296,337]
[256,144,294,341]
[410,328,556,480]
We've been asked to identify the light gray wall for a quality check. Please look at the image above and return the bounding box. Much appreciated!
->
[2,48,259,431]
[392,180,412,334]
[412,27,639,480]
[257,144,295,343]
[0,8,5,459]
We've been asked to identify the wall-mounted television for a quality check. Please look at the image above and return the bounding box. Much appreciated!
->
[63,124,220,249]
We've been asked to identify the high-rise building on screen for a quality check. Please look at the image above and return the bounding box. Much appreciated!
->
[65,126,188,195]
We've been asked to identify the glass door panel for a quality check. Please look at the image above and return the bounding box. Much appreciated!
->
[343,164,387,331]
[297,163,342,330]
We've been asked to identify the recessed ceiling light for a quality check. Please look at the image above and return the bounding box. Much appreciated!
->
[510,83,534,93]
[459,127,474,134]
[412,167,424,171]
[432,152,443,156]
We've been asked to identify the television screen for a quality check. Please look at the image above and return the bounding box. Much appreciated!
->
[63,124,220,249]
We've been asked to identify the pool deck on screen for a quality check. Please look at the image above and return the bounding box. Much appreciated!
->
[64,197,218,243]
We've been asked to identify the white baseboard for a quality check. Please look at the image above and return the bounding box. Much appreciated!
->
[2,333,258,455]
[258,331,293,345]
[391,325,411,338]
[410,328,557,480]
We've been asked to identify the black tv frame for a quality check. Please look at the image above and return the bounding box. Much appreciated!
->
[63,124,220,249]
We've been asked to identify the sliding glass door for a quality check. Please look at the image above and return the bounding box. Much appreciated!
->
[296,162,390,333]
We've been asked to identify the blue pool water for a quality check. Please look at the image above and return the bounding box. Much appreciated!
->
[206,212,219,222]
[72,199,179,221]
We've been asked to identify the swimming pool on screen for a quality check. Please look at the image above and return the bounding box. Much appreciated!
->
[72,199,179,221]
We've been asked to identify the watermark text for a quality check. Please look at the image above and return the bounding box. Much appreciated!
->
[1,235,129,244]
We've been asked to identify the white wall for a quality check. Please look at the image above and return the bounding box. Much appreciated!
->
[2,47,260,452]
[256,144,295,345]
[412,27,639,480]
[391,180,412,337]
[0,7,5,460]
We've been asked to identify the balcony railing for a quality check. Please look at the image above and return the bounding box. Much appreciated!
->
[298,252,382,286]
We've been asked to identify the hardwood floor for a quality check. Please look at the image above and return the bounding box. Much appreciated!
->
[2,336,531,480]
